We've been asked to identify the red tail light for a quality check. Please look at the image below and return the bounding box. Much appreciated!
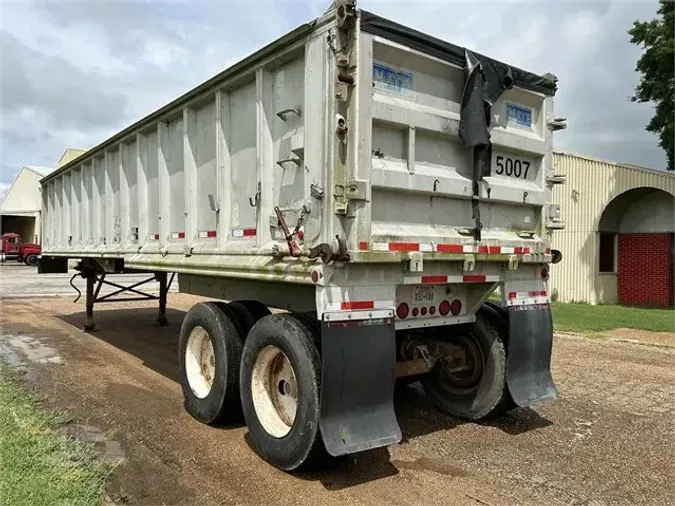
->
[421,307,428,316]
[397,303,409,319]
[429,306,436,315]
[439,300,451,316]
[412,307,419,317]
[450,299,462,315]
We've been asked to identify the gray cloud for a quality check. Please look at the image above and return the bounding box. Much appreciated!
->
[0,31,127,128]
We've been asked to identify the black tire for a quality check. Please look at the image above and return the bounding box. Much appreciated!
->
[240,313,323,471]
[227,300,271,337]
[479,303,517,413]
[178,302,243,425]
[421,314,507,421]
[25,255,38,266]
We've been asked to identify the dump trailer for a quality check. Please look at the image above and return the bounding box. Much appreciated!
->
[39,0,566,471]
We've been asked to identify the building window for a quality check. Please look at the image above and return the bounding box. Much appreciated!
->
[599,232,617,273]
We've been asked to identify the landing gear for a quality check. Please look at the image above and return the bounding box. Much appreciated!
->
[74,260,175,332]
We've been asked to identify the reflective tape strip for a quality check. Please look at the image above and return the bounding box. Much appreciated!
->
[198,230,217,239]
[147,233,160,241]
[506,294,550,307]
[403,274,500,284]
[360,242,536,255]
[232,228,257,237]
[170,232,185,240]
[508,290,548,299]
[325,300,394,312]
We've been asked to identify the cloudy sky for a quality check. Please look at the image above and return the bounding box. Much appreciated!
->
[0,0,667,199]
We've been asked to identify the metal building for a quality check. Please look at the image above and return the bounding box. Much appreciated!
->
[550,151,675,307]
[0,165,53,243]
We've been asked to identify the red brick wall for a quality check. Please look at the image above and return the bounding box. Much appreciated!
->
[618,233,674,308]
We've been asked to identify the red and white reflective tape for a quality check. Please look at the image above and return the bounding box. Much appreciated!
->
[198,230,217,239]
[170,231,185,240]
[507,290,550,307]
[325,300,394,312]
[403,274,500,284]
[147,233,160,241]
[232,228,257,238]
[362,242,533,255]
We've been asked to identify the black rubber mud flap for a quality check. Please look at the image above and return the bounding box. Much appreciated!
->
[320,316,402,457]
[506,304,558,407]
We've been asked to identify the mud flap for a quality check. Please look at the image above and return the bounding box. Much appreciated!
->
[506,304,558,407]
[319,315,402,457]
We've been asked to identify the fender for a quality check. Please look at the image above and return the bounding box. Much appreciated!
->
[480,301,558,408]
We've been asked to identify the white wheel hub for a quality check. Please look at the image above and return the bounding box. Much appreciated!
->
[251,345,298,438]
[185,326,215,399]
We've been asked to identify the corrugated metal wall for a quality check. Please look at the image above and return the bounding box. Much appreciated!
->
[550,152,675,303]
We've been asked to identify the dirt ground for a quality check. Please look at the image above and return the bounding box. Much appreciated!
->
[1,295,674,505]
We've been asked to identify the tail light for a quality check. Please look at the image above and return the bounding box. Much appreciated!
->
[412,307,419,317]
[420,307,428,316]
[450,299,462,315]
[429,306,436,315]
[397,303,409,319]
[541,267,549,279]
[439,300,451,316]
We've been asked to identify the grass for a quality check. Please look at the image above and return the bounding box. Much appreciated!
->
[552,302,675,334]
[0,365,112,506]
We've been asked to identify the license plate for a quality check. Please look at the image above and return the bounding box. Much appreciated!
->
[493,154,533,180]
[413,285,435,304]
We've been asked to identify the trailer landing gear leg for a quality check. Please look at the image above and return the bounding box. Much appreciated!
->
[156,272,169,327]
[85,274,97,332]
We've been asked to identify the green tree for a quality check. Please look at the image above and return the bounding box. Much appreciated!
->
[628,1,674,171]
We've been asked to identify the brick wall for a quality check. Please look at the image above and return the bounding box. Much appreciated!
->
[618,233,674,308]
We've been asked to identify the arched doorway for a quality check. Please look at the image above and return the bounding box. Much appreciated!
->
[597,188,674,307]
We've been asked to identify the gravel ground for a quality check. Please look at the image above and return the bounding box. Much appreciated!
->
[1,294,674,505]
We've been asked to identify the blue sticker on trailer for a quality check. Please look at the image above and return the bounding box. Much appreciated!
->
[506,103,533,128]
[373,63,413,95]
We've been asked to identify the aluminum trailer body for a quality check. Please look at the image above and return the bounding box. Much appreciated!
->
[40,0,565,470]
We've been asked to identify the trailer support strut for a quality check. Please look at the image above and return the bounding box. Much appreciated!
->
[77,262,174,331]
[85,274,96,332]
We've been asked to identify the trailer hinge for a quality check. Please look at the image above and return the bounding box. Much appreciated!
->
[333,179,368,215]
[546,174,567,185]
[345,179,369,201]
[547,117,567,131]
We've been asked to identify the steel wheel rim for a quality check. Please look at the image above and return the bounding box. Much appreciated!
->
[185,326,215,399]
[251,345,298,438]
[435,332,485,396]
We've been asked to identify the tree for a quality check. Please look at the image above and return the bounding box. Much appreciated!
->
[628,1,674,171]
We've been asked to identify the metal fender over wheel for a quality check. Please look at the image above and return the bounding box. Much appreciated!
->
[421,314,507,421]
[240,313,323,471]
[179,302,243,424]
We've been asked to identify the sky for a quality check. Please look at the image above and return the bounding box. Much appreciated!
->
[0,0,667,201]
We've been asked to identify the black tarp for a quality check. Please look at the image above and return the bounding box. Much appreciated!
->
[360,11,556,97]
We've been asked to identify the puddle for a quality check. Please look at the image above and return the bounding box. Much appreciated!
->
[392,457,470,477]
[62,423,126,464]
[0,332,64,370]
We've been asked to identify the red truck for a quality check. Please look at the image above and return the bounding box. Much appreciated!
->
[0,233,41,266]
